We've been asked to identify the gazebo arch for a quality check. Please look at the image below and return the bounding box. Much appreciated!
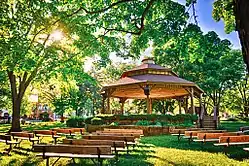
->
[101,58,204,117]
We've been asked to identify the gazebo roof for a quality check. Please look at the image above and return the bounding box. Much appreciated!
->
[102,58,203,99]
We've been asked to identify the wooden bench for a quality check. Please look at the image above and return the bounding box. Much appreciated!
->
[11,132,39,148]
[82,135,136,150]
[214,135,249,154]
[70,128,85,135]
[171,128,216,141]
[34,130,61,144]
[184,130,227,144]
[103,129,143,135]
[63,139,126,155]
[239,126,249,133]
[194,132,244,145]
[33,144,115,166]
[0,134,20,155]
[52,128,76,138]
[95,131,141,139]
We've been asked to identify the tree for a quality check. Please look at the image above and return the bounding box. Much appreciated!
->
[187,0,249,73]
[155,24,245,116]
[0,0,191,131]
[0,71,11,109]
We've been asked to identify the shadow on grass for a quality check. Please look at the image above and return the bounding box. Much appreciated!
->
[140,134,249,161]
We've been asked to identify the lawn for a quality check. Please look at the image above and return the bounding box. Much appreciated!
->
[0,121,249,166]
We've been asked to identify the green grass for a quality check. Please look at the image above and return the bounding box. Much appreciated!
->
[0,121,249,165]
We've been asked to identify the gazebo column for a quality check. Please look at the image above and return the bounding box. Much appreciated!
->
[120,98,127,114]
[106,89,111,114]
[190,87,195,114]
[184,97,188,114]
[101,91,106,114]
[147,95,150,114]
[178,98,182,114]
[149,98,153,114]
[107,96,110,114]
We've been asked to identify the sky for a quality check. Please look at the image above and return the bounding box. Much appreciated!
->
[177,0,240,49]
[84,0,241,71]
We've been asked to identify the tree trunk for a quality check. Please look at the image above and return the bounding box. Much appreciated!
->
[244,106,249,117]
[11,98,22,132]
[234,0,249,72]
[8,71,28,132]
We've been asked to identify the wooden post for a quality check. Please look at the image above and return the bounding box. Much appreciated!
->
[179,98,182,114]
[185,97,188,114]
[120,98,126,115]
[149,98,153,114]
[190,87,194,114]
[146,95,152,114]
[107,91,110,114]
[101,97,105,114]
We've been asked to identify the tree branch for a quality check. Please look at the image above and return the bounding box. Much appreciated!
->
[81,0,134,14]
[103,0,156,35]
[24,34,51,88]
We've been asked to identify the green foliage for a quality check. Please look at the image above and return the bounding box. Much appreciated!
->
[40,112,50,122]
[86,114,197,126]
[110,122,119,126]
[91,117,104,125]
[136,120,151,126]
[66,116,85,127]
[212,0,235,33]
[155,24,245,114]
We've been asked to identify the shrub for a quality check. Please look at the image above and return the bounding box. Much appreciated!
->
[110,122,119,126]
[91,117,104,125]
[85,117,93,124]
[41,112,51,122]
[217,125,226,130]
[85,114,198,126]
[66,117,85,127]
[136,120,150,126]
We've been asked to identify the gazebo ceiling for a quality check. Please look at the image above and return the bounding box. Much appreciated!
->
[102,58,204,99]
[110,84,190,99]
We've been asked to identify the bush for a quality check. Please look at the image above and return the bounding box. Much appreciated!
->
[85,114,198,126]
[91,117,104,125]
[66,117,85,127]
[110,122,119,126]
[136,120,150,126]
[41,112,51,122]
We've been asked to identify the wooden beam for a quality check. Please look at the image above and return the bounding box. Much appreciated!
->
[147,95,150,114]
[106,90,111,114]
[120,98,127,115]
[101,96,105,114]
[179,98,182,114]
[149,98,153,114]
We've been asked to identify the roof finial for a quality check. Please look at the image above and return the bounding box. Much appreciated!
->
[142,57,154,64]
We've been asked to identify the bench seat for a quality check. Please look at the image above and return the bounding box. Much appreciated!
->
[194,139,219,142]
[243,148,249,151]
[14,137,39,141]
[171,134,185,136]
[111,147,127,152]
[37,152,115,159]
[183,136,197,139]
[214,142,249,146]
[0,139,19,144]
